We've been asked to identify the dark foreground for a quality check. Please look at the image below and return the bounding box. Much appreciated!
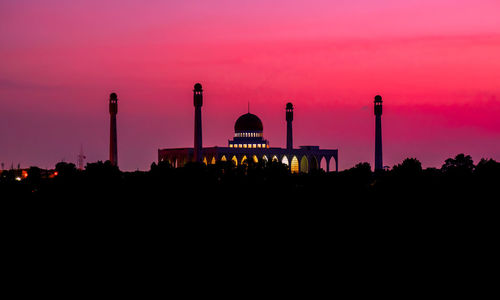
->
[2,154,498,204]
[2,155,498,293]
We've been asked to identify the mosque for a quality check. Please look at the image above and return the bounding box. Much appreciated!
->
[158,83,338,173]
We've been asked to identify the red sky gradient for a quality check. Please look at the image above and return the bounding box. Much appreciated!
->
[1,0,500,170]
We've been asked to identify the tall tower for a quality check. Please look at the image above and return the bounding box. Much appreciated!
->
[286,102,294,150]
[374,95,383,171]
[193,83,203,163]
[109,92,118,166]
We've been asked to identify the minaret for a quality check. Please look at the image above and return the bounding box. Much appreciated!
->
[374,95,383,171]
[193,83,203,162]
[286,102,294,150]
[109,92,118,166]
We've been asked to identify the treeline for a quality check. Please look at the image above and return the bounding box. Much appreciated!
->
[1,153,499,201]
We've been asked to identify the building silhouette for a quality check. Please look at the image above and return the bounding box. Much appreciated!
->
[286,102,293,150]
[109,92,118,166]
[158,83,338,173]
[193,83,203,163]
[374,95,383,171]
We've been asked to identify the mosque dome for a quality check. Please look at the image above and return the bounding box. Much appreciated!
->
[234,113,263,132]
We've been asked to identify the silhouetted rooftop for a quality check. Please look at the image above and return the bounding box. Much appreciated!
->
[234,113,263,132]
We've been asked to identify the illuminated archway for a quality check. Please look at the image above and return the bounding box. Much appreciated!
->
[301,156,309,173]
[241,155,248,165]
[211,157,216,164]
[231,156,238,166]
[328,156,336,172]
[262,155,268,162]
[282,156,289,166]
[177,156,187,168]
[291,156,299,174]
[310,156,319,171]
[272,155,278,162]
[221,155,227,162]
[203,157,208,165]
[320,156,327,171]
[252,155,259,163]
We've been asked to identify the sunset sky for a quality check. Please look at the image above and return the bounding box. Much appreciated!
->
[1,0,500,171]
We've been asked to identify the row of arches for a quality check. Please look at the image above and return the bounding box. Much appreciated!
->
[164,153,337,173]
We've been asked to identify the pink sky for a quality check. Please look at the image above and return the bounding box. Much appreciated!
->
[1,0,500,170]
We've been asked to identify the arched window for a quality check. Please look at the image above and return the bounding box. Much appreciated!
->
[300,156,309,173]
[310,156,319,171]
[291,156,299,173]
[320,156,327,171]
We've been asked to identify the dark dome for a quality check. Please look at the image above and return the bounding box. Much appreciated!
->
[234,113,263,132]
[194,83,202,91]
[374,95,382,102]
[110,92,117,100]
[286,102,293,109]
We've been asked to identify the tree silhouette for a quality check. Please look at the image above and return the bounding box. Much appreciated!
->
[474,158,500,189]
[475,158,500,176]
[441,154,474,176]
[349,162,372,176]
[3,154,500,201]
[392,158,422,177]
[55,162,77,178]
[85,160,121,183]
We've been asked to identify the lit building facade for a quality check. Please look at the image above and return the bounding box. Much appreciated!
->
[158,84,338,173]
[228,113,269,149]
